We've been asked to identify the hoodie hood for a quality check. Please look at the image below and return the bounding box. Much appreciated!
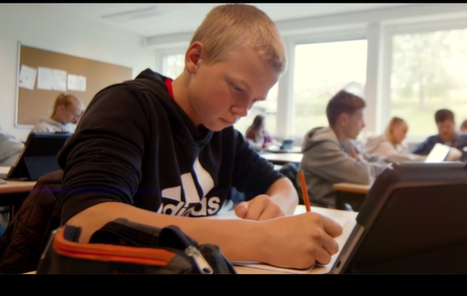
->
[302,127,339,152]
[133,69,213,147]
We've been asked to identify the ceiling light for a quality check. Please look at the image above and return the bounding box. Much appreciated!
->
[101,5,164,23]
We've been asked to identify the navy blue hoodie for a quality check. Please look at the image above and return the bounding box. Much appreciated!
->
[58,69,283,224]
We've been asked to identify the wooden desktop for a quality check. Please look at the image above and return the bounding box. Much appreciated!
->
[0,179,36,221]
[333,182,370,211]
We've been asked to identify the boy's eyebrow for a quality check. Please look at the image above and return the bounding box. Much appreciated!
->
[237,79,267,101]
[228,76,268,101]
[235,78,251,92]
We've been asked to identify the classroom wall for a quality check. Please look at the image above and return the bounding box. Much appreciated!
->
[0,5,157,141]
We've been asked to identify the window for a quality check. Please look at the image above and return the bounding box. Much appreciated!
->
[233,83,278,138]
[292,39,368,139]
[390,28,467,138]
[161,54,185,79]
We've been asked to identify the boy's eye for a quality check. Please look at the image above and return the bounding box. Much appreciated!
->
[231,83,243,93]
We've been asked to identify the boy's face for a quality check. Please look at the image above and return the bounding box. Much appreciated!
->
[342,109,365,140]
[184,43,280,131]
[58,102,83,124]
[437,119,456,143]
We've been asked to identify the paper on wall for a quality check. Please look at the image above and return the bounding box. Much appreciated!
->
[36,67,53,90]
[18,65,37,90]
[52,69,67,92]
[67,74,86,92]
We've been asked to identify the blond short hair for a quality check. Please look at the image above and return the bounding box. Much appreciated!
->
[190,4,287,73]
[51,93,83,117]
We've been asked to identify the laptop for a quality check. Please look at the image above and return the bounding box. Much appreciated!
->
[329,161,467,273]
[267,139,295,153]
[424,143,451,163]
[6,132,70,181]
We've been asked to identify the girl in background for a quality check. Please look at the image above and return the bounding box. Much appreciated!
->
[365,116,425,164]
[245,115,279,151]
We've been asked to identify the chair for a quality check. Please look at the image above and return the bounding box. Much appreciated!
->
[0,170,62,273]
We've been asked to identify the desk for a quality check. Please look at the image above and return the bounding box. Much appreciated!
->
[0,180,36,221]
[333,182,370,211]
[206,205,358,274]
[260,152,303,165]
[0,180,36,195]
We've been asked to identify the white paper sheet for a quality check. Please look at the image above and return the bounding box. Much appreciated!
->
[232,261,318,274]
[52,69,67,92]
[37,67,53,90]
[18,65,37,90]
[67,74,86,92]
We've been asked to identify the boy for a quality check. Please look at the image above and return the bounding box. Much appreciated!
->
[460,119,467,133]
[57,4,342,269]
[299,90,389,209]
[412,109,467,161]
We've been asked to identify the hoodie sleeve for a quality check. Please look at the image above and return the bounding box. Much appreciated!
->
[412,136,436,155]
[364,141,397,161]
[0,127,24,165]
[301,140,384,185]
[231,130,283,199]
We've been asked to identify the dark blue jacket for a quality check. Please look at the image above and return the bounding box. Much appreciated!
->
[412,133,467,161]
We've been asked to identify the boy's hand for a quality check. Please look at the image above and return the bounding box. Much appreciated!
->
[234,194,284,220]
[258,213,343,268]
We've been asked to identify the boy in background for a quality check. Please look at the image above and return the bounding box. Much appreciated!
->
[300,90,389,209]
[412,109,467,161]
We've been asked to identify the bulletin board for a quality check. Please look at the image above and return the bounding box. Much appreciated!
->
[16,44,133,126]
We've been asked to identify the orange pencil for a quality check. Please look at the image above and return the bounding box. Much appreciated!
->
[298,169,311,212]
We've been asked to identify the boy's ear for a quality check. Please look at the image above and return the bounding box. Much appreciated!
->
[59,105,66,113]
[339,113,348,126]
[185,42,203,74]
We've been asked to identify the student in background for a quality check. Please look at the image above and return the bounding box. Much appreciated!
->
[299,90,389,209]
[56,4,342,269]
[460,119,467,133]
[365,116,425,164]
[245,114,280,151]
[0,125,24,167]
[31,93,84,134]
[412,109,467,161]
